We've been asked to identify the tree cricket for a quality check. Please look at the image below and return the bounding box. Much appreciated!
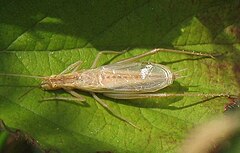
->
[0,48,231,129]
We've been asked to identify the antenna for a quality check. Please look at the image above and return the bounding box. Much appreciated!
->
[0,73,46,79]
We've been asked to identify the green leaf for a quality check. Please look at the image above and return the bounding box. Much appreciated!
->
[0,0,240,152]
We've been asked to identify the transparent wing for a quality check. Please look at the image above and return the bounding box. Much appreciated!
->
[97,62,173,93]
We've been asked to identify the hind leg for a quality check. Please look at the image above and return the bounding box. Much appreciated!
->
[116,48,215,64]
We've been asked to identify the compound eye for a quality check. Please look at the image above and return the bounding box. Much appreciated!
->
[52,84,57,88]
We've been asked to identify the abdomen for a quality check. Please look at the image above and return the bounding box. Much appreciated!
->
[76,63,174,93]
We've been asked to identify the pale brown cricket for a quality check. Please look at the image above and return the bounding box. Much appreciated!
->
[0,48,231,129]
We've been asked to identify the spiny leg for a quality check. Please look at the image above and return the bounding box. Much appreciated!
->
[91,50,129,68]
[60,60,82,74]
[41,88,86,103]
[103,93,231,99]
[91,92,140,130]
[41,97,85,103]
[116,48,216,64]
[63,88,86,101]
[60,50,122,73]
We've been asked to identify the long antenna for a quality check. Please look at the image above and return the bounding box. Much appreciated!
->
[0,73,46,79]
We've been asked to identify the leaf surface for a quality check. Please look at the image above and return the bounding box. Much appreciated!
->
[0,0,240,152]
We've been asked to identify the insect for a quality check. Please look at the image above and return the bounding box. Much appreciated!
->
[0,48,231,129]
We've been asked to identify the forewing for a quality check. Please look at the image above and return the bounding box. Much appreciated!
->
[98,63,173,93]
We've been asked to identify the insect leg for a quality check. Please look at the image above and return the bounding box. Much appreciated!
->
[91,92,140,130]
[41,97,86,103]
[60,60,83,74]
[116,48,215,64]
[91,50,128,68]
[41,89,86,103]
[63,88,86,101]
[104,93,230,99]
